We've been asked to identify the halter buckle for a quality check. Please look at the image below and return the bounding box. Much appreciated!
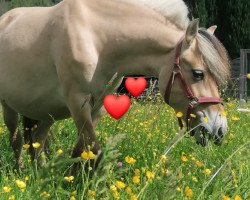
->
[173,63,181,71]
[189,98,199,108]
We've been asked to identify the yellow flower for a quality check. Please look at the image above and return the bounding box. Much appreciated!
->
[204,116,209,123]
[112,190,119,199]
[190,156,196,161]
[146,171,154,179]
[222,195,231,200]
[161,168,169,174]
[203,168,212,176]
[160,155,168,162]
[40,191,51,198]
[25,176,29,181]
[88,151,96,159]
[185,186,193,197]
[110,185,117,192]
[195,160,203,167]
[3,186,11,193]
[221,111,227,117]
[115,180,126,189]
[181,153,188,162]
[132,176,140,184]
[23,144,30,149]
[176,112,183,118]
[56,149,63,155]
[234,195,242,200]
[125,156,136,165]
[247,73,250,79]
[70,196,76,200]
[190,113,196,118]
[192,176,198,182]
[81,151,88,159]
[131,195,138,200]
[109,185,119,199]
[81,150,96,160]
[176,187,181,192]
[125,186,132,195]
[64,176,74,182]
[32,142,41,149]
[15,180,26,190]
[227,102,234,108]
[231,116,240,121]
[9,195,15,200]
[87,190,96,197]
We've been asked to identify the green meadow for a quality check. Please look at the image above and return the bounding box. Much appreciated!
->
[0,98,249,200]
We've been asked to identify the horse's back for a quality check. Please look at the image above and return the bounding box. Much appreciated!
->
[0,6,56,52]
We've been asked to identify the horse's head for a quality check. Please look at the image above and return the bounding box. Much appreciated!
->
[159,19,230,146]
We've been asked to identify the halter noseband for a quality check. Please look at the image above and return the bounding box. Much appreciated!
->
[164,37,222,129]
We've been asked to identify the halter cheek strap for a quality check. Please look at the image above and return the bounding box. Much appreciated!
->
[164,37,222,129]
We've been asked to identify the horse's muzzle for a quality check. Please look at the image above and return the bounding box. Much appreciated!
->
[190,111,227,146]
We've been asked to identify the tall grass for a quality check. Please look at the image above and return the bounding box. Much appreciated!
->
[0,1,249,199]
[0,98,250,200]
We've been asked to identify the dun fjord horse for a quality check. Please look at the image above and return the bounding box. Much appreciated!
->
[0,0,230,167]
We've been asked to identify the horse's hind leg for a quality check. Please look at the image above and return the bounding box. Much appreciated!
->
[23,117,51,159]
[30,120,53,162]
[1,100,23,167]
[23,117,38,158]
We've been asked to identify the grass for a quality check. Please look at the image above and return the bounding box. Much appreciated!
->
[1,1,249,199]
[0,97,250,200]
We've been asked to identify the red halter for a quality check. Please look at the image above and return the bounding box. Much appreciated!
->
[164,37,222,129]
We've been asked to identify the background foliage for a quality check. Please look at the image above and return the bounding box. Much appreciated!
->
[184,0,250,59]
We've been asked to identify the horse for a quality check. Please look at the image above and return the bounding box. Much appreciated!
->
[0,0,230,168]
[1,102,50,167]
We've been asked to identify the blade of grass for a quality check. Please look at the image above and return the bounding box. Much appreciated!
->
[197,140,250,200]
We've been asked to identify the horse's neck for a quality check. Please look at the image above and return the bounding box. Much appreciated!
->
[107,27,184,77]
[65,0,185,77]
[86,0,185,77]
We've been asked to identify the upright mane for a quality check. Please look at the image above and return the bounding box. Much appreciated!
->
[137,0,189,30]
[197,29,231,85]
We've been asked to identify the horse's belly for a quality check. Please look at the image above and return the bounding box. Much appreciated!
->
[3,86,71,121]
[20,96,71,121]
[0,60,71,121]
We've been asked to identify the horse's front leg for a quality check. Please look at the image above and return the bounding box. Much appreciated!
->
[67,92,101,173]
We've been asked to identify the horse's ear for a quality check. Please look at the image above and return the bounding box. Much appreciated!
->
[185,18,199,45]
[207,25,217,35]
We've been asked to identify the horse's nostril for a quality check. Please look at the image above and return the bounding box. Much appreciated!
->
[200,138,207,147]
[214,127,224,145]
[200,126,211,139]
[218,127,224,137]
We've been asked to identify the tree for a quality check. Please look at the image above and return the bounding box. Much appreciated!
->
[184,0,250,59]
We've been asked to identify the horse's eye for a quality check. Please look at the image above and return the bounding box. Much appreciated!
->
[192,70,204,81]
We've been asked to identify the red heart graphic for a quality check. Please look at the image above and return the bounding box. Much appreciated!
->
[125,77,147,97]
[103,95,130,119]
